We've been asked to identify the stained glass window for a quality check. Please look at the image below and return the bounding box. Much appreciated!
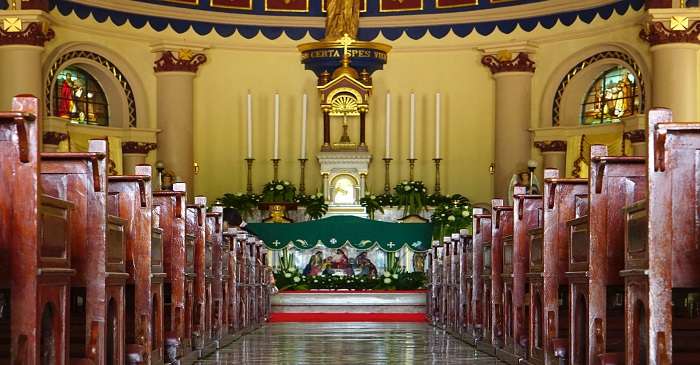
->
[53,67,109,126]
[581,66,639,125]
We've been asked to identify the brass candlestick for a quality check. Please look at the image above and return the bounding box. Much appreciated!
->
[245,158,255,194]
[298,158,308,194]
[433,158,442,194]
[408,158,417,181]
[271,158,281,181]
[383,158,393,193]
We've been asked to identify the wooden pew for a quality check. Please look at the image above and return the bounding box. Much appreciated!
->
[439,237,450,328]
[512,187,543,361]
[236,233,249,331]
[105,202,128,365]
[445,235,457,332]
[185,200,206,350]
[565,145,645,365]
[232,232,246,332]
[152,183,187,363]
[428,240,441,326]
[529,170,587,365]
[458,230,470,337]
[491,199,513,353]
[472,208,492,353]
[40,139,108,364]
[643,108,700,364]
[0,95,75,365]
[108,165,153,364]
[150,193,166,364]
[620,199,647,365]
[206,207,224,343]
[221,229,236,335]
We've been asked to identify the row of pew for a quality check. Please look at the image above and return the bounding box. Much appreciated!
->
[0,95,272,365]
[427,108,700,365]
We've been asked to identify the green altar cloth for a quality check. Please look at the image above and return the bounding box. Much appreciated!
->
[247,216,432,252]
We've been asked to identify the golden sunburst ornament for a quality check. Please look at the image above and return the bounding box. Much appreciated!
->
[331,95,359,115]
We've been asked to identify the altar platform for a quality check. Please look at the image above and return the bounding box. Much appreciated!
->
[269,290,428,323]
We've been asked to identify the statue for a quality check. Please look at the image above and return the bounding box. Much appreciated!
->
[325,0,360,41]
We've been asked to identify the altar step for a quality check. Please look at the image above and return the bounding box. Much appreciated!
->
[270,290,427,323]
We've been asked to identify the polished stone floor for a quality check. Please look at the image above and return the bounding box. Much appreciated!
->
[197,323,505,364]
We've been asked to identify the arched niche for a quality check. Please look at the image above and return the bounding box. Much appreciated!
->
[42,43,150,129]
[539,44,651,128]
[330,173,359,205]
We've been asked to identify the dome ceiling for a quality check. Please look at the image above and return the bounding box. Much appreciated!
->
[4,0,645,40]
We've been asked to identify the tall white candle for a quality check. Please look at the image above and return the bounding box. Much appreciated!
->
[435,92,441,159]
[247,92,253,159]
[409,92,415,159]
[385,91,391,159]
[273,92,280,160]
[300,93,307,159]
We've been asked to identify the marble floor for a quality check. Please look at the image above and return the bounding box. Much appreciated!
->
[197,323,505,364]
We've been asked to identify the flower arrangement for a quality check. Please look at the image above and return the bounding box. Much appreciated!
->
[295,193,328,220]
[219,192,262,218]
[394,180,428,216]
[431,198,473,239]
[262,180,296,203]
[360,193,384,220]
[273,270,427,291]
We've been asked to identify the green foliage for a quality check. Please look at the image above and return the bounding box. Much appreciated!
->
[262,180,297,203]
[218,192,262,218]
[394,180,428,216]
[431,198,473,239]
[360,193,384,220]
[294,193,328,220]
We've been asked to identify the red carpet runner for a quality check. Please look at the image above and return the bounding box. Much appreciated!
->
[269,313,428,323]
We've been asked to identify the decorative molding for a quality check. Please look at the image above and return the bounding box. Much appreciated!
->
[42,131,69,145]
[551,50,646,126]
[122,141,157,154]
[639,20,700,46]
[481,52,536,74]
[623,129,645,143]
[45,50,138,128]
[0,21,54,46]
[153,50,207,73]
[534,140,567,152]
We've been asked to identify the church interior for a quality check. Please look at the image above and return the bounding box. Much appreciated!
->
[1,0,700,364]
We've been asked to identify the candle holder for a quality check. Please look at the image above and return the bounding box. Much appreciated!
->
[271,158,281,181]
[245,158,255,194]
[298,158,308,194]
[433,158,442,195]
[382,158,393,193]
[408,158,417,181]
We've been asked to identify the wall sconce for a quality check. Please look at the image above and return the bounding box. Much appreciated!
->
[489,163,495,175]
[193,162,200,175]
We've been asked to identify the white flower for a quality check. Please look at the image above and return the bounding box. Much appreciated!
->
[293,276,301,283]
[404,186,411,191]
[276,185,283,190]
[423,188,427,192]
[370,195,376,199]
[284,272,292,278]
[235,192,243,197]
[392,274,398,279]
[448,215,456,221]
[284,181,290,185]
[383,278,392,284]
[317,193,324,198]
[462,210,470,217]
[383,271,391,277]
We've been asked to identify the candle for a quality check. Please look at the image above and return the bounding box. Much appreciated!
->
[247,92,253,159]
[273,92,280,160]
[409,92,415,159]
[435,92,441,159]
[301,93,307,159]
[385,91,391,159]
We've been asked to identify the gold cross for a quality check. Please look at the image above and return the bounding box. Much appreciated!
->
[2,18,22,33]
[178,49,194,61]
[671,15,689,30]
[339,33,354,57]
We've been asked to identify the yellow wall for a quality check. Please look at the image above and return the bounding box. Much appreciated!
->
[40,7,651,205]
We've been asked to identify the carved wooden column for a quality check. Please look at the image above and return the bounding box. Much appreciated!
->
[0,10,53,110]
[641,13,700,121]
[122,142,158,178]
[322,108,331,150]
[481,45,536,199]
[153,46,207,192]
[359,109,367,148]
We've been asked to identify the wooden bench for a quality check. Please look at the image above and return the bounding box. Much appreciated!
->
[205,208,224,341]
[440,236,451,329]
[108,166,153,363]
[148,179,166,365]
[459,230,472,337]
[530,170,587,365]
[472,208,492,352]
[185,200,206,350]
[0,95,76,365]
[40,139,108,364]
[428,240,442,326]
[221,230,235,335]
[105,203,128,365]
[491,199,513,353]
[234,232,247,332]
[152,183,187,363]
[512,187,543,360]
[565,145,645,365]
[644,108,700,365]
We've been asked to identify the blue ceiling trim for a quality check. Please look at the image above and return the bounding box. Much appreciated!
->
[0,0,8,9]
[50,0,644,41]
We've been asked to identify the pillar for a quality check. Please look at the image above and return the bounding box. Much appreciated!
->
[359,173,367,202]
[322,173,330,202]
[624,130,647,157]
[641,14,700,122]
[153,46,207,193]
[42,131,67,152]
[322,109,331,150]
[0,14,53,110]
[481,47,536,199]
[534,141,567,177]
[122,141,158,180]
